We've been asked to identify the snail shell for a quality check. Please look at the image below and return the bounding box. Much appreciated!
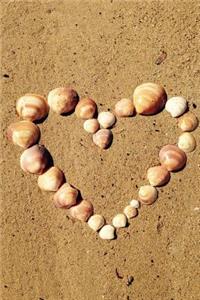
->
[37,166,65,192]
[20,144,51,174]
[92,129,113,149]
[138,185,158,205]
[16,94,49,122]
[98,111,116,128]
[165,96,187,117]
[87,214,105,231]
[69,199,93,222]
[178,112,199,132]
[75,98,97,119]
[99,224,115,240]
[159,144,187,171]
[133,82,167,115]
[47,87,79,114]
[53,183,78,208]
[147,165,170,187]
[123,205,138,219]
[112,213,127,228]
[83,119,100,133]
[114,98,135,117]
[178,132,196,153]
[6,120,40,148]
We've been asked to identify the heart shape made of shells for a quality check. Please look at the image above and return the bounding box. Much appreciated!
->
[7,82,198,240]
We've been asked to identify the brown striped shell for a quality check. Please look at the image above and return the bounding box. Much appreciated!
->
[159,144,187,171]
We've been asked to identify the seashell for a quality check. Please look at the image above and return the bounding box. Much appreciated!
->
[114,98,135,117]
[165,96,187,117]
[92,129,113,149]
[37,166,64,192]
[159,144,187,171]
[130,199,140,208]
[138,185,158,205]
[123,205,138,219]
[133,82,167,115]
[75,98,97,119]
[147,165,170,187]
[47,87,79,114]
[178,132,196,153]
[87,214,105,231]
[98,111,116,128]
[6,120,40,148]
[178,112,199,132]
[20,144,51,174]
[83,118,100,133]
[99,224,115,240]
[16,94,49,122]
[112,213,127,228]
[69,200,93,222]
[53,183,78,208]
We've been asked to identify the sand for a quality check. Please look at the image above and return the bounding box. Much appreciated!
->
[0,1,200,299]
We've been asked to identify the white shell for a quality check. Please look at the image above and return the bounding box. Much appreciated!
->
[123,205,138,219]
[165,96,187,117]
[130,199,140,208]
[99,225,115,240]
[98,112,116,128]
[87,214,105,231]
[178,132,196,153]
[83,119,100,133]
[112,214,127,228]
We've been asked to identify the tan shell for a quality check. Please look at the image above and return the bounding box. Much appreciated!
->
[87,214,105,231]
[123,205,138,219]
[178,112,199,132]
[53,183,78,208]
[20,144,51,174]
[147,165,170,187]
[92,129,113,149]
[69,200,93,222]
[114,98,135,117]
[98,111,116,128]
[178,132,196,153]
[16,94,49,122]
[99,225,115,240]
[37,166,64,192]
[138,185,158,205]
[47,87,79,114]
[133,82,167,115]
[75,98,97,119]
[6,120,40,148]
[159,144,187,171]
[83,119,100,133]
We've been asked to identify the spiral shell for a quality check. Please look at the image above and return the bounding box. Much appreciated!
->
[114,98,135,117]
[83,119,100,133]
[112,214,127,228]
[159,144,187,171]
[178,112,199,132]
[147,165,170,187]
[123,205,138,219]
[75,98,97,119]
[20,145,51,174]
[138,185,158,205]
[37,166,64,192]
[165,96,187,117]
[69,200,93,222]
[133,82,167,115]
[92,129,113,149]
[6,120,40,148]
[99,225,115,240]
[53,183,78,208]
[178,132,196,153]
[98,112,116,128]
[47,87,79,114]
[87,214,105,231]
[16,94,49,122]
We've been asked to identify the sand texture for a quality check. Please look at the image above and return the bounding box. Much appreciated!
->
[0,1,200,299]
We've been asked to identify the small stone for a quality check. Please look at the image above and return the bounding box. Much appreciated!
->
[123,205,138,219]
[112,214,127,228]
[88,214,105,231]
[130,199,140,208]
[99,225,115,240]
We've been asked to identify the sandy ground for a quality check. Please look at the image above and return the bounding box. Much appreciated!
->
[0,1,200,299]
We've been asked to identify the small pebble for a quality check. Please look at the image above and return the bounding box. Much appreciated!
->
[99,224,115,240]
[112,214,127,228]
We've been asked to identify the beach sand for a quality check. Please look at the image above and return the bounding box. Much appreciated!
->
[1,1,199,299]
